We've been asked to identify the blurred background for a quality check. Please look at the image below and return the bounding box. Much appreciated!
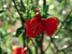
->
[0,0,72,54]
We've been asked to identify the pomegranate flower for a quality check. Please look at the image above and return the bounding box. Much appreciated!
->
[25,18,44,38]
[25,9,59,37]
[41,19,47,31]
[35,13,42,22]
[35,8,39,12]
[45,17,59,36]
[13,47,28,54]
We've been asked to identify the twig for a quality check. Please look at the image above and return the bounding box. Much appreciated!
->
[53,9,72,53]
[30,39,38,54]
[53,44,72,54]
[44,39,51,51]
[55,9,72,35]
[40,33,44,54]
[12,0,25,23]
[51,38,72,53]
[60,44,72,51]
[51,38,58,51]
[41,33,44,45]
[43,0,46,10]
[50,37,59,54]
[36,0,39,6]
[30,39,37,47]
[35,47,38,54]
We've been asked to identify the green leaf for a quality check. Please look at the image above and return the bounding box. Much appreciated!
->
[0,47,2,54]
[42,5,49,18]
[15,27,23,37]
[28,48,32,54]
[35,34,41,46]
[0,10,5,13]
[31,10,35,18]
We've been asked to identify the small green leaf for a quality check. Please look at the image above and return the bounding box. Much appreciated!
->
[0,10,5,13]
[28,48,32,54]
[0,47,2,54]
[15,27,23,37]
[35,34,41,46]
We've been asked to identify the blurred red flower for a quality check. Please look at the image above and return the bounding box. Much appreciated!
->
[13,48,28,54]
[35,8,39,12]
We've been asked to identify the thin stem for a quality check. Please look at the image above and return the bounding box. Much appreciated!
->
[50,37,59,54]
[30,39,38,54]
[35,47,38,54]
[54,44,72,54]
[44,40,51,51]
[30,39,37,47]
[36,0,39,6]
[53,9,72,53]
[22,32,26,47]
[43,0,46,10]
[60,44,72,51]
[12,0,25,23]
[55,9,72,35]
[40,33,44,54]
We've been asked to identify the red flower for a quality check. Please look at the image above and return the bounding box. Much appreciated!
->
[35,8,39,12]
[45,17,59,36]
[13,48,28,54]
[22,48,28,54]
[41,19,47,31]
[25,18,44,38]
[35,13,42,22]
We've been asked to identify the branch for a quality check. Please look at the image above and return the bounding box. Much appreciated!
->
[44,40,51,51]
[53,44,72,54]
[12,0,25,23]
[53,9,72,53]
[40,33,44,54]
[43,0,46,10]
[55,9,72,35]
[60,44,72,51]
[35,47,38,54]
[30,39,38,54]
[50,37,59,54]
[36,0,39,6]
[41,33,44,45]
[30,39,37,47]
